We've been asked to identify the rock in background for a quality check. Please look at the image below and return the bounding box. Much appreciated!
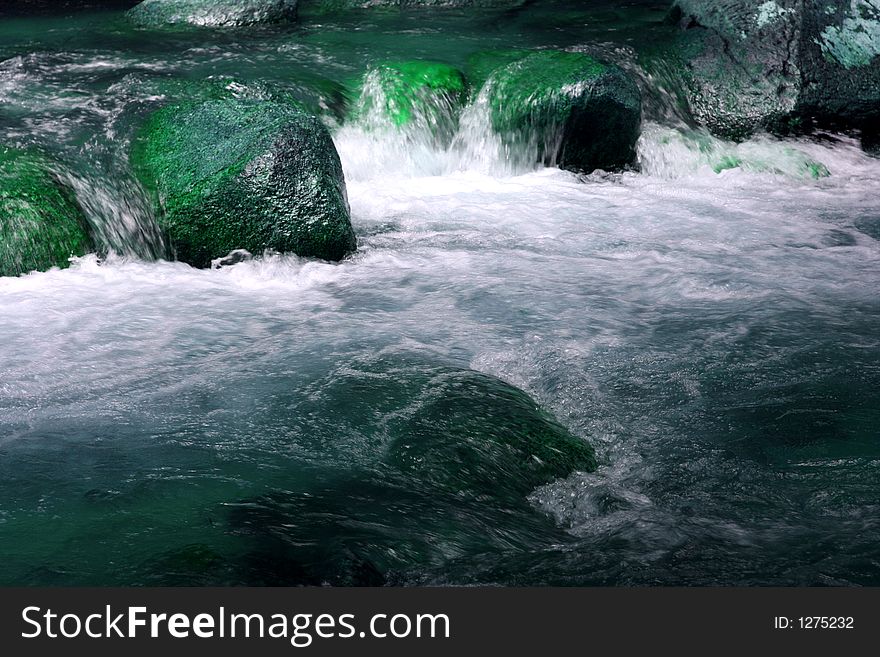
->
[127,0,299,27]
[667,1,880,140]
[0,1,140,15]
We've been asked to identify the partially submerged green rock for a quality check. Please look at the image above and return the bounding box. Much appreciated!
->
[222,355,597,584]
[0,148,93,277]
[268,354,598,499]
[667,0,880,139]
[350,61,468,142]
[638,124,832,179]
[131,97,356,267]
[128,0,298,28]
[374,359,597,498]
[483,50,642,172]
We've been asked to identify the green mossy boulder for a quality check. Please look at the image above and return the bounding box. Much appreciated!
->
[131,97,356,267]
[350,61,468,140]
[128,0,298,27]
[667,0,880,139]
[0,148,93,277]
[484,50,642,172]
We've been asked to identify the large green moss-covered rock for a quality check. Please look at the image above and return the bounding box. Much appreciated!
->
[667,0,880,139]
[483,50,642,173]
[131,97,356,267]
[0,148,93,277]
[349,61,468,143]
[128,0,298,27]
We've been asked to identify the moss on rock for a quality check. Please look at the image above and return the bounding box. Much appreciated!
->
[128,0,298,28]
[465,49,531,92]
[352,61,468,132]
[484,50,641,172]
[131,96,356,267]
[0,148,93,277]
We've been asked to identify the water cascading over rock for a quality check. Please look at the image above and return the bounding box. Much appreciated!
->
[0,148,93,277]
[478,50,642,173]
[349,61,469,145]
[131,96,356,267]
[127,0,298,27]
[665,0,880,141]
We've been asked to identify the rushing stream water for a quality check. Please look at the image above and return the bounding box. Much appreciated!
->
[1,3,879,586]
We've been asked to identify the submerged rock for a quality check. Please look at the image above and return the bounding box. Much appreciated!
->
[374,359,597,497]
[221,355,597,584]
[0,148,93,277]
[131,97,356,267]
[638,124,831,179]
[667,0,880,139]
[275,355,598,500]
[211,248,253,268]
[349,61,468,142]
[127,0,298,27]
[482,50,642,173]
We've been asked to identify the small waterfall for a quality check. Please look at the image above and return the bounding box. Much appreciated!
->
[637,123,834,180]
[449,80,560,176]
[334,66,466,180]
[335,68,551,181]
[61,162,166,261]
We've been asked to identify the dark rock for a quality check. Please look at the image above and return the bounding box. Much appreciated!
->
[862,127,880,157]
[667,0,880,139]
[0,1,139,15]
[211,249,253,268]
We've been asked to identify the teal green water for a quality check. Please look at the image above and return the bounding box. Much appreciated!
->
[1,3,879,585]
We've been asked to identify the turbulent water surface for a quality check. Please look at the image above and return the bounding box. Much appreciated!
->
[1,3,879,585]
